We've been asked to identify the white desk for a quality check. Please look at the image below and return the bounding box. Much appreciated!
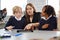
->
[0,29,60,40]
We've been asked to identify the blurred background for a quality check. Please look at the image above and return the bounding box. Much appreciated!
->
[0,0,60,30]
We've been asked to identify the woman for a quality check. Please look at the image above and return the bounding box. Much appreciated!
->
[23,3,41,30]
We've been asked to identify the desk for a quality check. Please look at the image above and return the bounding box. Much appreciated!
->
[0,29,60,40]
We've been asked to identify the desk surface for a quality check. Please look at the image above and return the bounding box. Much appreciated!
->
[0,29,60,40]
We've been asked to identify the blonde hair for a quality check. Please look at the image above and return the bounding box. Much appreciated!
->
[12,6,22,14]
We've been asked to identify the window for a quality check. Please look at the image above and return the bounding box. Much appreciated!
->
[47,0,59,17]
[1,0,27,16]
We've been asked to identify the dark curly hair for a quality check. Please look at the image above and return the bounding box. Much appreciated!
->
[42,5,56,16]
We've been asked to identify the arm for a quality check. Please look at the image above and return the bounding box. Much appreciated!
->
[5,17,14,30]
[42,24,49,29]
[24,22,39,30]
[42,17,57,30]
[32,22,39,27]
[6,26,13,30]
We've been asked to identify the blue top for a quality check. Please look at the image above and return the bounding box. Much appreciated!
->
[38,16,57,31]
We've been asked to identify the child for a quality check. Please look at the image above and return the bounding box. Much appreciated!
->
[5,6,25,30]
[38,5,57,31]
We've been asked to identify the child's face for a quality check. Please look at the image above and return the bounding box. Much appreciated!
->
[41,8,46,17]
[26,5,34,16]
[14,8,22,18]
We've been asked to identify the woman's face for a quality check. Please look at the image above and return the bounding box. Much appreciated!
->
[26,5,34,16]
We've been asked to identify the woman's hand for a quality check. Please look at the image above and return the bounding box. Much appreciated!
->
[6,26,13,30]
[42,24,49,29]
[24,23,34,30]
[24,23,39,30]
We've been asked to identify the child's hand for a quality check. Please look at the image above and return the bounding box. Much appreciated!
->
[42,24,49,29]
[6,26,13,30]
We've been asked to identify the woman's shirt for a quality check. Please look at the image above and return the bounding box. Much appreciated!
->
[22,12,41,25]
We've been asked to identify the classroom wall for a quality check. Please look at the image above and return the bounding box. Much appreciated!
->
[27,0,47,12]
[58,0,60,30]
[0,0,1,9]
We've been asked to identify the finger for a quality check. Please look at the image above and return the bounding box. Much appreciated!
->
[24,27,26,30]
[31,26,34,30]
[27,26,31,30]
[24,28,26,30]
[6,27,12,30]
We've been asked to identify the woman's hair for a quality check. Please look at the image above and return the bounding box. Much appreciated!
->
[25,3,36,23]
[25,3,36,13]
[42,5,56,16]
[12,6,22,14]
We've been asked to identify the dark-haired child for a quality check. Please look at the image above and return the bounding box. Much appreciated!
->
[38,5,57,31]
